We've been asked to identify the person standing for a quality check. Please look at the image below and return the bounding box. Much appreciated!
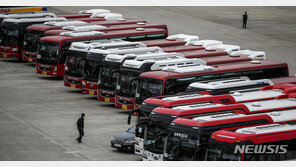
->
[76,113,85,143]
[242,11,248,28]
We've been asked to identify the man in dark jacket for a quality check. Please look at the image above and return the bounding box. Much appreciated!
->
[242,11,248,28]
[76,113,85,143]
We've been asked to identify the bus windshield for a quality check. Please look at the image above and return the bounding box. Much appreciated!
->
[116,70,141,98]
[23,29,44,52]
[206,140,242,161]
[65,50,88,77]
[2,27,19,46]
[135,77,164,104]
[37,41,60,65]
[98,64,120,91]
[165,133,200,161]
[82,53,104,82]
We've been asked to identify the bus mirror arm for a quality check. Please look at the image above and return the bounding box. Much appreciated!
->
[127,109,140,124]
[127,110,135,125]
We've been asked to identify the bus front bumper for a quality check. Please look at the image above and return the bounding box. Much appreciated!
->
[64,75,83,89]
[98,89,116,103]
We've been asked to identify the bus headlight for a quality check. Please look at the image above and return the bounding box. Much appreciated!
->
[12,48,18,52]
[82,81,86,86]
[53,67,58,72]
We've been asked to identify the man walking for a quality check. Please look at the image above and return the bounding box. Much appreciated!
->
[76,113,85,143]
[242,11,248,28]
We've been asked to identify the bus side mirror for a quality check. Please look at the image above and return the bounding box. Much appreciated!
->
[59,51,68,64]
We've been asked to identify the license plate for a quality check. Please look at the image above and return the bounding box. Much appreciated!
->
[89,91,94,95]
[114,144,121,148]
[42,71,47,75]
[104,98,110,102]
[3,54,7,58]
[70,84,76,88]
[28,58,33,62]
[122,105,127,110]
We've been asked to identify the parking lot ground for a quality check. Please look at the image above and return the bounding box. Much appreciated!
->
[0,6,295,160]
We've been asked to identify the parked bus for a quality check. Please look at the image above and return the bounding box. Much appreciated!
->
[0,17,67,60]
[116,49,267,110]
[135,60,289,109]
[161,108,296,161]
[135,83,296,122]
[36,28,168,77]
[133,61,289,155]
[23,19,148,62]
[140,94,296,160]
[207,123,296,161]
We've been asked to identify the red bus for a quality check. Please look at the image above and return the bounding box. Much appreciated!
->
[138,83,296,119]
[133,60,289,110]
[0,17,67,60]
[138,94,296,159]
[207,123,296,161]
[23,19,148,62]
[115,51,268,111]
[36,28,168,77]
[161,109,296,161]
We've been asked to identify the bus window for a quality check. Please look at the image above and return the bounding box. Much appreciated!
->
[128,35,146,41]
[198,74,220,81]
[110,36,128,40]
[147,33,166,40]
[165,77,198,95]
[220,72,241,78]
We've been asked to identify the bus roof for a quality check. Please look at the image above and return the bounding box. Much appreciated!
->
[188,77,272,90]
[144,84,296,107]
[140,60,288,80]
[89,19,147,26]
[69,40,142,52]
[88,46,162,55]
[173,109,296,127]
[212,124,296,144]
[0,12,56,19]
[3,17,67,23]
[26,20,88,31]
[153,93,296,116]
[61,23,167,32]
[186,40,223,47]
[40,28,167,43]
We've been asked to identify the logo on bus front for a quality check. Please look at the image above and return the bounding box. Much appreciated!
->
[174,132,188,139]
